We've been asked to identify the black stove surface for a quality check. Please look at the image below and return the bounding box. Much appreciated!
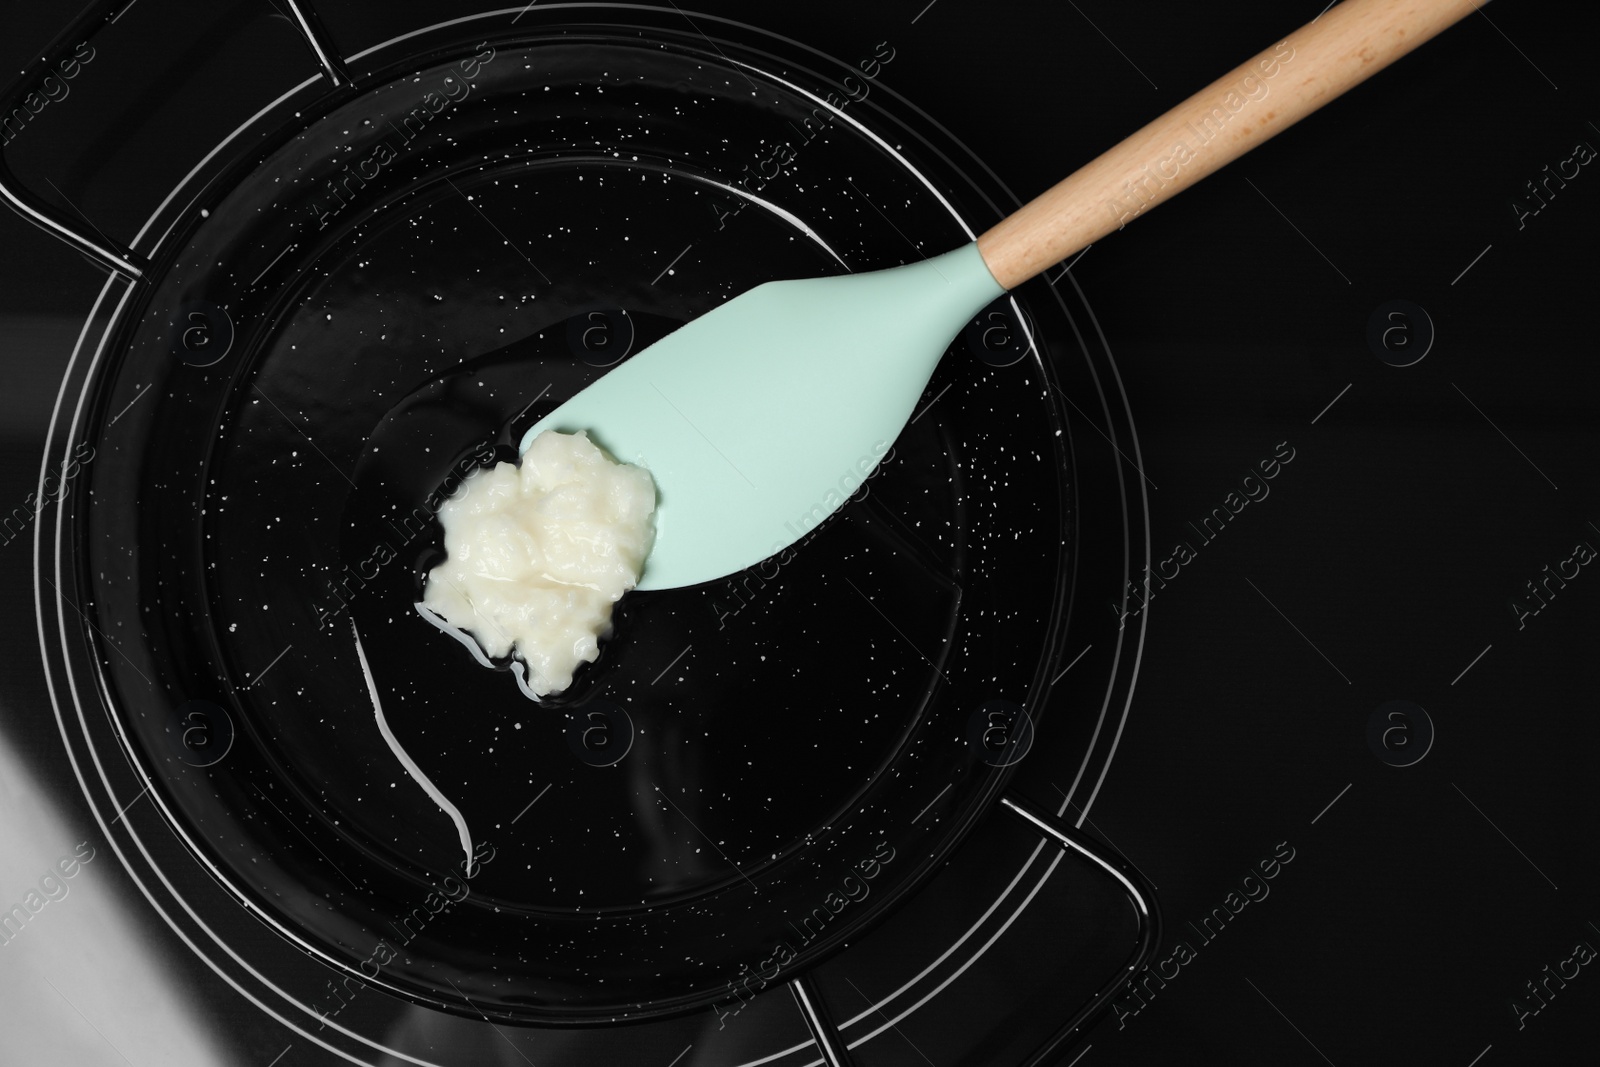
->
[0,2,1594,1066]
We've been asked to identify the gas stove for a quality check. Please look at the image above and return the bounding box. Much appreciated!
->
[0,3,1594,1066]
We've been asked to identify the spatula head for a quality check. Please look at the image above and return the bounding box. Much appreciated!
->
[520,241,1004,590]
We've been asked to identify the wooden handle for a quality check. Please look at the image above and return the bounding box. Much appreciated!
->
[976,0,1478,290]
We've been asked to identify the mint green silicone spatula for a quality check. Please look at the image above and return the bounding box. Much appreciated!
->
[521,0,1474,591]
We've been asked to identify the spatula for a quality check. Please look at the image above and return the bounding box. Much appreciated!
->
[520,0,1476,591]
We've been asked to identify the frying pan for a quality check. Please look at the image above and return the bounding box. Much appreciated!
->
[5,2,1156,1063]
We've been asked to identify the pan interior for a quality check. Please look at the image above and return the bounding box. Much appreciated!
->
[79,26,1071,1021]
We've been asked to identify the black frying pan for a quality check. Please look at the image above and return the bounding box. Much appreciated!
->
[11,2,1156,1051]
